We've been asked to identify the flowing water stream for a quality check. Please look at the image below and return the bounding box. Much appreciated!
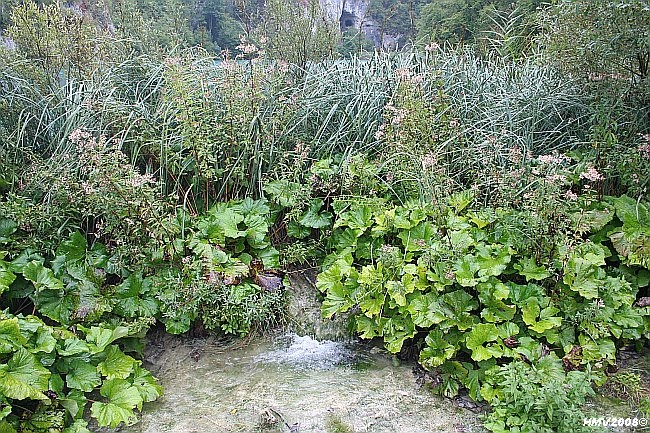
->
[118,333,482,433]
[110,270,483,433]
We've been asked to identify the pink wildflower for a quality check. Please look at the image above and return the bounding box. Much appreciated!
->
[580,167,604,182]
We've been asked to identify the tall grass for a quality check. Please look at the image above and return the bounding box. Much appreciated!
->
[1,43,596,211]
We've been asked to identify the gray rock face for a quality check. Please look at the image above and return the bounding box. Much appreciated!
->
[320,0,379,46]
[320,0,402,48]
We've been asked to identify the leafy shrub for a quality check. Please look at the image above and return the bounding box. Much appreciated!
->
[0,129,174,262]
[0,312,162,432]
[0,197,168,433]
[482,353,598,433]
[316,190,649,431]
[0,232,159,326]
[154,198,287,335]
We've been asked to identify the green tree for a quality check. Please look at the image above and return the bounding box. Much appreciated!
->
[416,0,541,45]
[201,0,243,51]
[255,0,340,69]
[6,1,104,82]
[107,0,196,54]
[540,0,649,86]
[368,0,420,46]
[417,0,474,44]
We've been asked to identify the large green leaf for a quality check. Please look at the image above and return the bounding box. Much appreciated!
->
[453,254,481,287]
[355,315,380,339]
[0,259,15,296]
[0,348,50,400]
[321,281,355,318]
[115,273,143,298]
[0,318,26,354]
[610,229,650,268]
[477,279,516,323]
[33,289,76,324]
[562,244,606,299]
[448,230,474,252]
[398,221,437,252]
[522,298,562,333]
[61,390,88,419]
[571,207,614,234]
[579,335,616,363]
[58,339,91,357]
[65,359,101,392]
[86,242,109,269]
[113,295,160,319]
[286,221,312,239]
[263,180,304,207]
[513,257,551,281]
[336,205,374,230]
[507,282,544,306]
[90,379,143,428]
[253,246,279,269]
[8,250,44,273]
[475,244,512,279]
[448,190,475,213]
[420,329,458,368]
[200,205,245,240]
[230,197,270,217]
[316,259,347,293]
[131,364,163,403]
[0,420,17,433]
[97,346,137,380]
[83,326,130,353]
[386,281,407,307]
[383,316,416,353]
[243,214,270,249]
[31,326,57,354]
[63,419,92,433]
[406,292,438,327]
[22,261,64,291]
[329,228,362,251]
[387,206,409,230]
[298,198,332,229]
[613,195,649,228]
[433,290,479,330]
[359,293,383,317]
[55,232,88,263]
[163,316,191,335]
[465,323,502,361]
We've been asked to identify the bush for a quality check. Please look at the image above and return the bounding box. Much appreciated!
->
[482,353,598,433]
[315,189,649,431]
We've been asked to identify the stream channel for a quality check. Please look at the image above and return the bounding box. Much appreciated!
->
[112,270,485,433]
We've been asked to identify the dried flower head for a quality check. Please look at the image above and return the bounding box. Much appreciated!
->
[421,153,437,170]
[639,144,650,160]
[580,167,604,182]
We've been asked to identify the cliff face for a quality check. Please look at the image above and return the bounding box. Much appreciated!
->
[319,0,401,49]
[319,0,375,44]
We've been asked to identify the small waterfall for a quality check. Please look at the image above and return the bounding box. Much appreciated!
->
[285,267,351,341]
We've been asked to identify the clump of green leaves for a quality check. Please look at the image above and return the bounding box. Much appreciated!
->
[0,231,160,326]
[482,352,598,433]
[316,190,649,432]
[154,198,287,335]
[0,312,162,432]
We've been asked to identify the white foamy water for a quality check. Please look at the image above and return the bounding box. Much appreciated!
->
[255,334,357,369]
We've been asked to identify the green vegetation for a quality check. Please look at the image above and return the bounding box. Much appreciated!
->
[0,0,649,431]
